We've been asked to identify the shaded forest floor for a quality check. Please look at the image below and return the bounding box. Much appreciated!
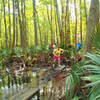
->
[2,48,81,73]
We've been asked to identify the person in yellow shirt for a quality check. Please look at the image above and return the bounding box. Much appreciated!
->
[53,44,64,67]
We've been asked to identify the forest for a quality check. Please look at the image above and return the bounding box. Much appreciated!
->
[0,0,100,100]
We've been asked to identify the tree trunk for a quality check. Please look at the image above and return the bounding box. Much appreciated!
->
[16,16,18,46]
[54,0,63,45]
[2,0,8,48]
[74,0,77,52]
[55,11,58,44]
[8,0,12,48]
[67,0,70,46]
[61,0,64,45]
[84,0,88,26]
[36,13,42,46]
[65,0,70,47]
[65,0,67,46]
[34,8,42,46]
[46,5,51,44]
[21,0,27,55]
[32,0,38,46]
[46,4,52,43]
[21,0,24,48]
[23,0,28,47]
[0,12,1,48]
[50,1,53,43]
[84,0,99,53]
[17,0,23,47]
[80,0,82,45]
[12,0,15,49]
[42,9,47,44]
[0,4,2,48]
[46,5,50,24]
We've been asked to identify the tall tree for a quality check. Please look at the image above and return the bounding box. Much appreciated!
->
[74,0,77,52]
[65,0,67,46]
[46,5,50,44]
[8,0,12,47]
[23,0,28,47]
[61,0,64,45]
[84,0,99,53]
[37,14,42,46]
[84,0,87,26]
[50,0,53,43]
[0,3,2,48]
[65,0,70,47]
[61,0,64,28]
[55,12,58,44]
[12,0,16,49]
[34,9,42,45]
[46,5,50,23]
[32,0,38,46]
[54,0,63,45]
[80,0,82,44]
[15,0,18,46]
[21,0,24,47]
[42,8,47,44]
[17,0,23,46]
[46,4,51,43]
[21,0,27,49]
[2,0,8,48]
[16,16,18,46]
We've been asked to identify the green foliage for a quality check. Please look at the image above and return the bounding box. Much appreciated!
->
[26,46,42,55]
[89,85,100,100]
[82,51,100,100]
[66,74,75,100]
[0,45,51,59]
[0,61,2,69]
[0,48,11,58]
[41,44,50,53]
[26,46,35,56]
[71,96,79,100]
[85,52,100,65]
[66,51,100,100]
[66,63,83,100]
[14,47,23,57]
[26,44,50,56]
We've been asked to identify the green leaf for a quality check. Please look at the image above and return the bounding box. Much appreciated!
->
[89,84,100,100]
[82,65,100,74]
[86,53,100,65]
[71,96,79,100]
[66,74,75,100]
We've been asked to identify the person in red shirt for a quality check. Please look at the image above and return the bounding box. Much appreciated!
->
[51,43,53,49]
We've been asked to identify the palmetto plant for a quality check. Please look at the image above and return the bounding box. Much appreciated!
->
[82,52,100,100]
[66,51,100,100]
[66,62,85,100]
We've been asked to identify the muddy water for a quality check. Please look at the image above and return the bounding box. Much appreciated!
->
[1,71,66,100]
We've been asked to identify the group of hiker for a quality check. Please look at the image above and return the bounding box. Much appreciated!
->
[50,41,82,68]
